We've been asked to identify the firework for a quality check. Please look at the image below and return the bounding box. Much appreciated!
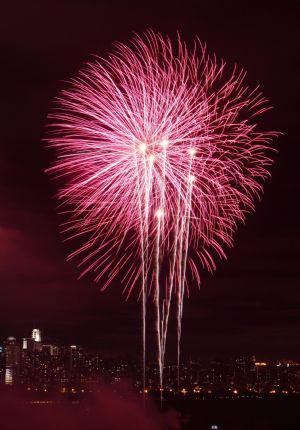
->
[47,31,277,391]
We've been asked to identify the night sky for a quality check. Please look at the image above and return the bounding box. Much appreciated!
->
[1,1,299,360]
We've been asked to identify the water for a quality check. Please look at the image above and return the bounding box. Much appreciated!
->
[171,397,300,430]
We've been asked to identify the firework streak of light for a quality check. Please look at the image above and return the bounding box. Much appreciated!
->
[47,31,278,392]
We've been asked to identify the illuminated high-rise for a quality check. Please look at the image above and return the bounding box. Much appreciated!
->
[4,337,20,385]
[23,328,42,353]
[23,337,36,352]
[32,329,41,343]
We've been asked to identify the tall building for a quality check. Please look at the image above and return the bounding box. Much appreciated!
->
[32,329,41,343]
[23,337,36,352]
[69,345,82,370]
[69,345,84,386]
[23,328,42,352]
[4,337,20,385]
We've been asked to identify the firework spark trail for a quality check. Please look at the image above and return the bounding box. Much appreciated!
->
[133,148,147,393]
[47,31,278,392]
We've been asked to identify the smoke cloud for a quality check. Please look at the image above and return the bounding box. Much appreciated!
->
[0,384,180,430]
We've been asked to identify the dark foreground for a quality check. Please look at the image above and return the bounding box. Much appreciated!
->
[167,397,300,429]
[0,386,299,430]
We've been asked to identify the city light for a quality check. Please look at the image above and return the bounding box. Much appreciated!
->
[0,333,299,397]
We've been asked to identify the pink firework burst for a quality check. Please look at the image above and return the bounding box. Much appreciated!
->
[47,31,278,389]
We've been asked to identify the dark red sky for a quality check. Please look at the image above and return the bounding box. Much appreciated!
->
[0,0,299,360]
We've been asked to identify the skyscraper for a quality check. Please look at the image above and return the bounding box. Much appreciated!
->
[32,329,41,343]
[4,337,20,385]
[23,337,36,352]
[23,328,42,352]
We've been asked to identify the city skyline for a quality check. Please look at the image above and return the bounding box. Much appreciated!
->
[1,327,299,363]
[1,326,300,395]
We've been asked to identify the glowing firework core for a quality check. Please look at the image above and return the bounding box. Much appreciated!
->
[47,31,277,391]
